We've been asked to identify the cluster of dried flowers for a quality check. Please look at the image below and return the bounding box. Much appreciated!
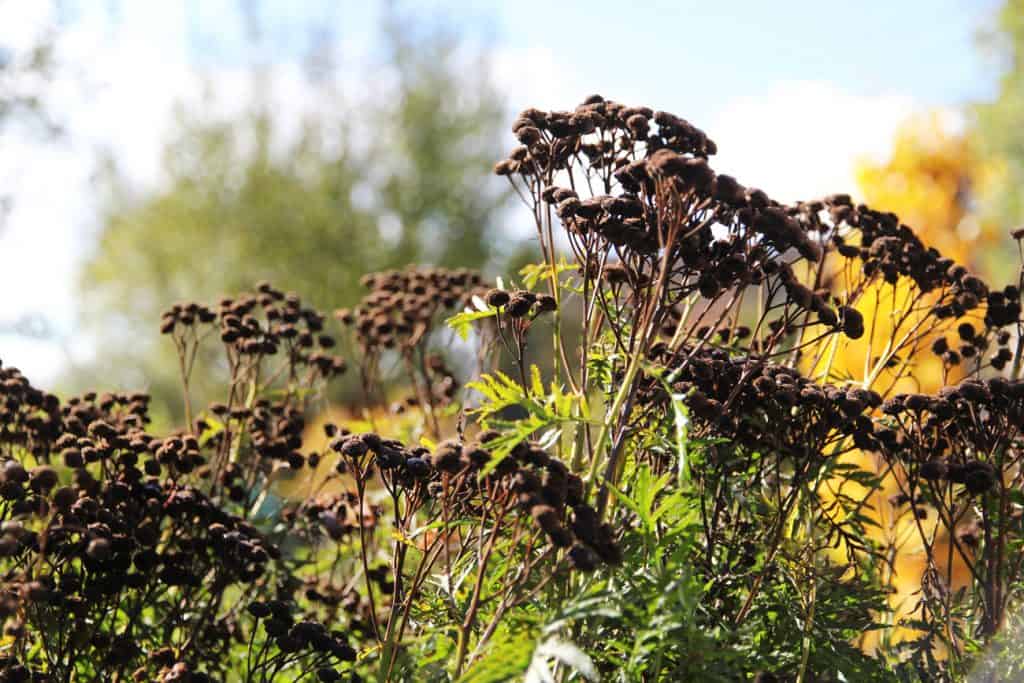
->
[335,267,492,435]
[337,268,488,354]
[0,252,619,680]
[3,92,1024,679]
[494,95,1024,672]
[0,297,369,681]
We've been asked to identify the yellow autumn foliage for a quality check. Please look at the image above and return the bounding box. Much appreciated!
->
[816,112,1000,653]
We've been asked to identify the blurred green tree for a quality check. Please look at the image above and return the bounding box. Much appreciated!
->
[74,10,514,422]
[974,0,1024,252]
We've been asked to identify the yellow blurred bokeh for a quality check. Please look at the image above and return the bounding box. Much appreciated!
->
[816,112,1001,654]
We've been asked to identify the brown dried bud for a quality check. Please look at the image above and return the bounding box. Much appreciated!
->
[431,440,463,474]
[568,544,599,572]
[535,294,557,313]
[964,462,996,495]
[485,289,510,308]
[839,306,864,340]
[919,461,946,481]
[506,295,534,318]
[86,537,112,562]
[530,504,562,535]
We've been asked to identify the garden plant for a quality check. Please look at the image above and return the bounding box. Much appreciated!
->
[2,96,1024,681]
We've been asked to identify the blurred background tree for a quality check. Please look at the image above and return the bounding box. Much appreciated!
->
[856,113,985,263]
[976,0,1024,249]
[0,6,58,133]
[73,5,520,422]
[813,113,995,399]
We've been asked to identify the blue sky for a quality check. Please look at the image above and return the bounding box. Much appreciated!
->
[489,0,1002,111]
[0,0,1009,384]
[104,0,1002,116]
[173,0,1003,112]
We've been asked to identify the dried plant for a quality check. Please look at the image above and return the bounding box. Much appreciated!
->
[0,96,1022,682]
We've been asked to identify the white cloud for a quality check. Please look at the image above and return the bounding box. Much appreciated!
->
[0,5,193,385]
[708,81,917,203]
[493,46,585,113]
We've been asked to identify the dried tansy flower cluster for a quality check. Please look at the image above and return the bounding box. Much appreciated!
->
[4,93,1024,681]
[338,267,488,353]
[0,288,367,681]
[492,95,1024,676]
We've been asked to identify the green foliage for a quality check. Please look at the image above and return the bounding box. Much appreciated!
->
[447,297,499,341]
[457,630,537,683]
[468,366,587,472]
[14,73,1024,681]
[973,0,1024,277]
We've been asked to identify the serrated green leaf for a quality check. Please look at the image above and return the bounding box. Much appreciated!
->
[446,307,499,340]
[457,631,535,683]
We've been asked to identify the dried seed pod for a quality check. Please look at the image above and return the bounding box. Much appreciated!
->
[964,462,996,495]
[919,461,947,481]
[839,306,864,340]
[530,504,562,536]
[535,294,557,314]
[568,544,599,572]
[431,440,463,474]
[485,289,510,308]
[506,295,534,318]
[334,437,368,458]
